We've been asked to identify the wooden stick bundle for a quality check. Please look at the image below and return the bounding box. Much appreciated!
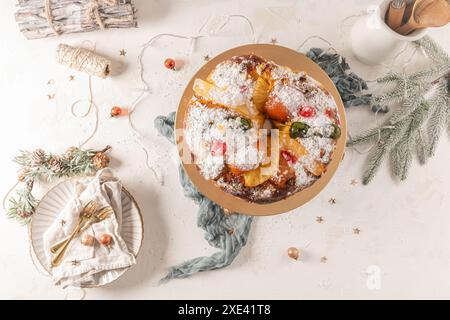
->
[15,0,137,40]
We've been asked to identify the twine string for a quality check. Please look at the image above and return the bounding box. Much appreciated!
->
[45,0,118,35]
[44,0,61,35]
[57,43,111,79]
[70,41,100,148]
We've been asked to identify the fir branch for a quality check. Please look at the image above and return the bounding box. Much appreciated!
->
[347,127,389,146]
[415,129,428,165]
[351,36,450,184]
[415,36,450,64]
[427,96,450,157]
[377,72,402,84]
[390,138,412,181]
[363,146,388,185]
[5,145,111,224]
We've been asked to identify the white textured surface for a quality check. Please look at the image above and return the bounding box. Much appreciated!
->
[0,0,449,299]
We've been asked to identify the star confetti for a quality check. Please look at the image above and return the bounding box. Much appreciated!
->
[68,75,75,81]
[320,256,328,263]
[351,179,358,186]
[316,216,324,223]
[353,228,361,235]
[203,55,210,62]
[60,219,66,226]
[119,49,127,56]
[328,198,336,205]
[270,37,277,44]
[71,260,80,266]
[47,93,55,100]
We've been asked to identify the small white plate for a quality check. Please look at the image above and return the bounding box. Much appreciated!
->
[29,178,143,287]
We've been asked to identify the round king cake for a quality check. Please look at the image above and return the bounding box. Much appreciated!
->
[184,54,341,204]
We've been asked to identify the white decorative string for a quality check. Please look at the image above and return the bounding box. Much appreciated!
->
[214,14,257,43]
[2,181,19,212]
[127,15,257,185]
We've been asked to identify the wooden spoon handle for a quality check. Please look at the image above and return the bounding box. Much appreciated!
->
[396,20,417,35]
[387,2,406,30]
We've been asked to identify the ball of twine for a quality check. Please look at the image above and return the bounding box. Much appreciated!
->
[56,43,111,79]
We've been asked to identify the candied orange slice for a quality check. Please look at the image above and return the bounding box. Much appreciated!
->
[264,96,290,122]
[193,79,218,99]
[252,77,271,112]
[243,167,272,187]
[305,160,326,177]
[279,131,307,157]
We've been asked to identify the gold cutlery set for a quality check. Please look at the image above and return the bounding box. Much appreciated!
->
[50,201,113,267]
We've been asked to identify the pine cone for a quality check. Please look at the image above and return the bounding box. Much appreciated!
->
[30,149,46,167]
[92,152,110,169]
[17,210,32,219]
[63,146,79,161]
[48,156,64,174]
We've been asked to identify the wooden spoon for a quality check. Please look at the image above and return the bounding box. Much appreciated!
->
[396,0,450,35]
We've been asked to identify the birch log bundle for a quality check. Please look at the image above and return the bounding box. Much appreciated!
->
[15,0,137,40]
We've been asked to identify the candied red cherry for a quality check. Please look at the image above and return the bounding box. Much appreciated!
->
[281,150,298,165]
[211,141,227,156]
[324,107,335,119]
[298,105,316,118]
[239,85,249,94]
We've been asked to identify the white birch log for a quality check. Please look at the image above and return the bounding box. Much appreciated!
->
[15,0,137,40]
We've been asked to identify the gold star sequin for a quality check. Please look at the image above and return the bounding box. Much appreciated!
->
[320,256,328,263]
[47,93,55,100]
[71,260,80,266]
[270,37,277,44]
[316,216,324,223]
[353,228,361,235]
[60,219,66,226]
[328,198,336,205]
[351,179,358,186]
[119,49,127,56]
[203,55,210,62]
[69,75,75,81]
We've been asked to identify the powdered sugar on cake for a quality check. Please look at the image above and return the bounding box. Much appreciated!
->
[184,55,341,203]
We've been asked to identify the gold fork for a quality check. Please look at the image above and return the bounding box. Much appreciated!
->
[50,202,113,267]
[50,201,98,254]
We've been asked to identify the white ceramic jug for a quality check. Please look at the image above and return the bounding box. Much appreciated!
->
[351,0,427,65]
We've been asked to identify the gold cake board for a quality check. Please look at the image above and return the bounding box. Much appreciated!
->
[175,44,347,216]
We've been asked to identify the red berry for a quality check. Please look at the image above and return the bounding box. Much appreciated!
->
[99,234,112,246]
[164,58,176,70]
[211,141,227,156]
[298,105,316,118]
[110,106,122,117]
[281,150,297,164]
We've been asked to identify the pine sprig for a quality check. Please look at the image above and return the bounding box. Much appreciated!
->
[5,145,112,224]
[349,36,450,184]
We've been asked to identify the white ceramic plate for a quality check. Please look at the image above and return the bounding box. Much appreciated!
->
[30,178,143,287]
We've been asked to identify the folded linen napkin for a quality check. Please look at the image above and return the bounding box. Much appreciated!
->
[43,169,136,288]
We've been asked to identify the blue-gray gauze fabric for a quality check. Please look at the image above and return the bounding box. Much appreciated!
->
[154,112,253,282]
[306,48,388,113]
